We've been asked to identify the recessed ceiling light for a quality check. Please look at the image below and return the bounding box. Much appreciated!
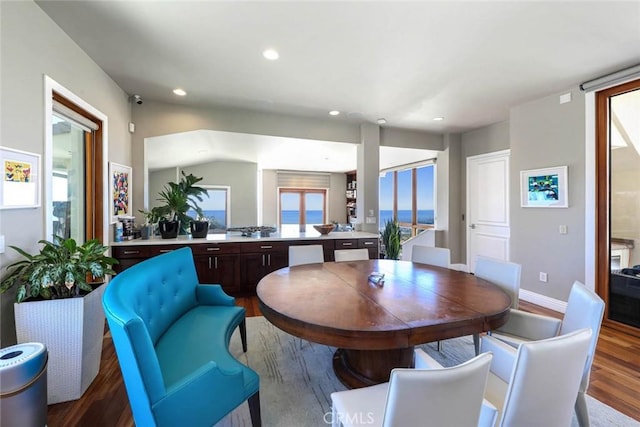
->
[329,110,340,116]
[263,49,279,60]
[377,118,387,125]
[173,88,187,96]
[433,117,444,121]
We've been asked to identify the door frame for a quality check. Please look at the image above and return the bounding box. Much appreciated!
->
[466,149,511,271]
[595,78,640,338]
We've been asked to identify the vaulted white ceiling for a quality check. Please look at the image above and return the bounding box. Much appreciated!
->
[37,1,640,171]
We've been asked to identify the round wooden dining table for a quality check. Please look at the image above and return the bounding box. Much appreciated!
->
[256,259,511,389]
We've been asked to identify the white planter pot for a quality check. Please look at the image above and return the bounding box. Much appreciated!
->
[14,284,106,404]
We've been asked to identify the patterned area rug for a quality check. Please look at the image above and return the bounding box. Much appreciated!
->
[216,316,639,426]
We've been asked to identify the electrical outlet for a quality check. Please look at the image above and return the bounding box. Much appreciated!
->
[559,225,568,234]
[539,272,548,283]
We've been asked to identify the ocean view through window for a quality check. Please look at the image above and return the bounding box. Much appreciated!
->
[379,162,435,236]
[279,189,327,233]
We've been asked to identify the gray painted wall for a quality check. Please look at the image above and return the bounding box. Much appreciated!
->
[0,1,131,346]
[441,135,463,262]
[148,168,179,210]
[184,161,258,226]
[510,88,586,301]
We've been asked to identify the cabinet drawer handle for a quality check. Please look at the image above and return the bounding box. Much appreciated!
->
[341,242,353,246]
[363,242,374,246]
[123,250,140,255]
[260,245,273,249]
[159,249,172,253]
[207,247,220,251]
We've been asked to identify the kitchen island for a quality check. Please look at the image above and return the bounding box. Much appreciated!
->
[111,230,379,296]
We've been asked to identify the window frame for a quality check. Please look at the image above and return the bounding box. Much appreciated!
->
[45,76,107,244]
[186,185,231,231]
[278,188,328,229]
[379,162,436,238]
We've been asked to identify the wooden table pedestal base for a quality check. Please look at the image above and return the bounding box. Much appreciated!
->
[332,347,414,389]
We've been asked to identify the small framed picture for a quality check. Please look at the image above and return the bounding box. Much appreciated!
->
[109,162,132,223]
[0,147,41,209]
[520,165,568,208]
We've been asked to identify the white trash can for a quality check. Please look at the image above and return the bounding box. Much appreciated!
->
[0,342,48,427]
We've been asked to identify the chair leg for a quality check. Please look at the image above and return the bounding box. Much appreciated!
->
[575,392,590,427]
[437,340,443,352]
[248,391,261,427]
[473,333,480,356]
[240,319,248,353]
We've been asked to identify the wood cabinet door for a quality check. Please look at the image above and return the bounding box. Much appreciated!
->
[194,254,240,294]
[239,253,267,293]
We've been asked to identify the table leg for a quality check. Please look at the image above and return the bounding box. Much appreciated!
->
[332,347,414,389]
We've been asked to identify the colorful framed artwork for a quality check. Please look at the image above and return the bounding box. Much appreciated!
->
[0,147,41,209]
[109,162,132,223]
[520,165,568,208]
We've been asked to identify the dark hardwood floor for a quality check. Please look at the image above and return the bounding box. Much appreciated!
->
[47,297,640,426]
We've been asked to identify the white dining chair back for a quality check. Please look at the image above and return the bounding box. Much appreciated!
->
[288,244,325,267]
[489,281,604,427]
[331,351,493,427]
[474,256,521,309]
[481,328,592,427]
[334,248,370,262]
[411,245,451,268]
[557,281,605,426]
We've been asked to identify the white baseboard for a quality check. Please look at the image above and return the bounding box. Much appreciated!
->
[519,289,568,314]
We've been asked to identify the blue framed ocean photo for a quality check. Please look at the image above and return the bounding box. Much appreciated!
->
[520,166,568,208]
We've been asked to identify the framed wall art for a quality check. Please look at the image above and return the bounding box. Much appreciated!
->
[109,162,132,223]
[520,165,568,208]
[0,147,41,209]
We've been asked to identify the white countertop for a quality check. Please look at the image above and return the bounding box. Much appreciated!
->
[111,230,380,246]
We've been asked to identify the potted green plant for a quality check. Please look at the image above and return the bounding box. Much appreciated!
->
[381,219,401,260]
[152,171,209,239]
[0,237,117,404]
[137,208,161,239]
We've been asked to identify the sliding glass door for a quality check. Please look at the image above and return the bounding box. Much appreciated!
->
[596,78,640,334]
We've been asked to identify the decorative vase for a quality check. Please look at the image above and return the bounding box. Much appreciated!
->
[190,220,209,238]
[13,284,106,404]
[159,219,180,239]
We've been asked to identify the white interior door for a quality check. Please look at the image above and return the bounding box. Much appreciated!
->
[467,150,510,272]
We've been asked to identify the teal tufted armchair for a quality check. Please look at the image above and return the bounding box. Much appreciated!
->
[103,247,260,426]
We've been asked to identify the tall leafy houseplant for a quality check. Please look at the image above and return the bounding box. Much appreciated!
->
[152,171,209,238]
[0,237,117,302]
[0,237,118,404]
[381,219,401,260]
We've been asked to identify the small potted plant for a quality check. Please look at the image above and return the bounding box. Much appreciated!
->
[190,212,210,238]
[0,237,118,403]
[381,219,401,260]
[138,208,161,239]
[153,171,209,238]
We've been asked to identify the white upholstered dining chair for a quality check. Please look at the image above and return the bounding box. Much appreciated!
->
[472,256,522,355]
[334,248,369,262]
[330,351,493,427]
[414,328,592,427]
[288,244,324,267]
[411,245,451,268]
[489,281,605,427]
[479,328,592,427]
